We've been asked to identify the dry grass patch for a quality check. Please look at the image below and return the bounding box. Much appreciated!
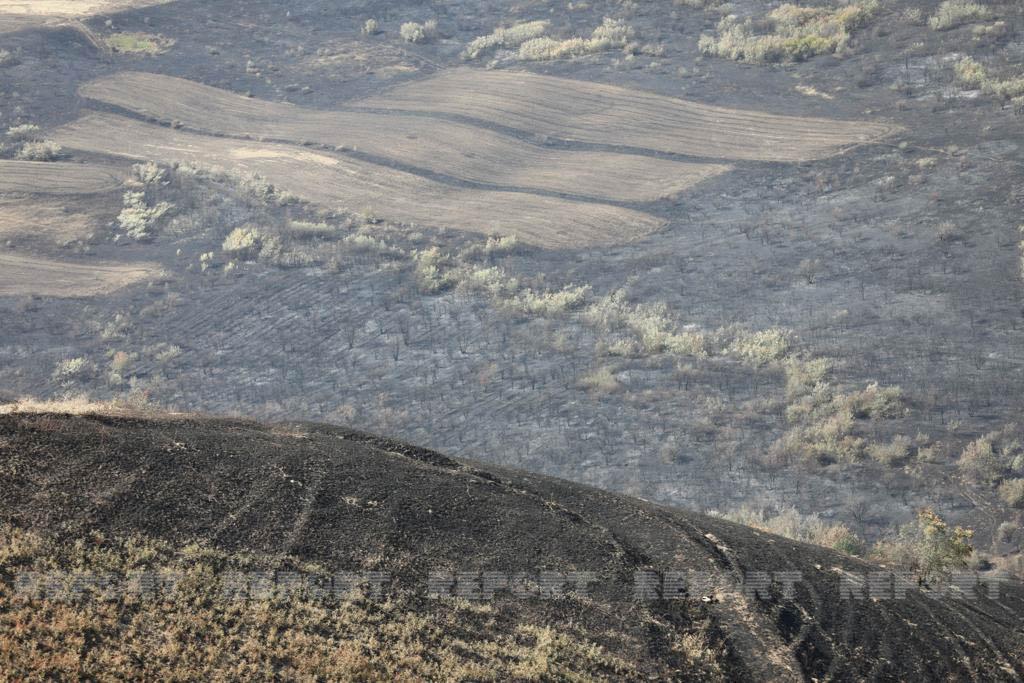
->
[360,68,898,162]
[53,113,665,249]
[78,72,722,202]
[0,252,159,297]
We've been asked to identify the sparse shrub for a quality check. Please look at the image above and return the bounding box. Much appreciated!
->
[289,220,336,240]
[362,18,379,36]
[699,1,880,64]
[52,357,95,384]
[928,1,990,31]
[936,221,960,242]
[5,124,40,142]
[517,18,635,61]
[117,190,172,240]
[871,508,973,581]
[726,328,792,367]
[413,247,456,293]
[463,20,549,59]
[997,479,1024,508]
[0,49,17,67]
[841,382,904,419]
[221,226,264,259]
[511,285,591,316]
[783,357,830,399]
[868,434,913,466]
[15,140,62,161]
[957,428,1020,484]
[715,505,865,556]
[579,366,620,393]
[953,56,1024,100]
[797,258,821,284]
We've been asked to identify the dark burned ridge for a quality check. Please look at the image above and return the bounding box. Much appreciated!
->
[2,411,1023,680]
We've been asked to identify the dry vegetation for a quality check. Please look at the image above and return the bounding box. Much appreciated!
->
[76,72,721,203]
[360,68,898,162]
[0,527,642,680]
[53,113,665,248]
[929,0,990,31]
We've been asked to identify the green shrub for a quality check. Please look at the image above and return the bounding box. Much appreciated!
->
[699,1,880,64]
[15,140,62,161]
[5,124,40,142]
[716,505,865,556]
[517,18,635,61]
[104,32,175,55]
[868,434,913,466]
[222,226,264,260]
[871,508,973,582]
[929,1,989,31]
[400,20,436,44]
[953,57,1024,99]
[117,191,172,240]
[463,20,549,59]
[998,479,1024,508]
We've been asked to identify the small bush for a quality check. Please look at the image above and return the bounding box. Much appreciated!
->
[222,226,264,260]
[132,161,166,185]
[868,434,913,466]
[117,191,172,240]
[928,1,990,31]
[362,18,379,36]
[400,20,436,44]
[998,479,1024,508]
[52,357,95,384]
[957,427,1022,484]
[15,140,62,161]
[579,366,620,393]
[0,49,17,67]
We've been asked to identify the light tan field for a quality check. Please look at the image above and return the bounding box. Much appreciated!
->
[0,197,102,243]
[0,251,157,297]
[359,68,899,162]
[0,1,169,16]
[79,72,727,202]
[53,113,666,248]
[0,160,122,195]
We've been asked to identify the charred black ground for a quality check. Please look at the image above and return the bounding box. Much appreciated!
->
[1,410,1022,680]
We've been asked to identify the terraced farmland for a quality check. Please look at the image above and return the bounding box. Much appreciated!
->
[79,72,726,202]
[0,252,157,297]
[0,160,122,195]
[360,68,899,162]
[54,113,666,248]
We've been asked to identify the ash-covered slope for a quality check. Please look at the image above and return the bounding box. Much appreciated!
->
[1,410,1022,680]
